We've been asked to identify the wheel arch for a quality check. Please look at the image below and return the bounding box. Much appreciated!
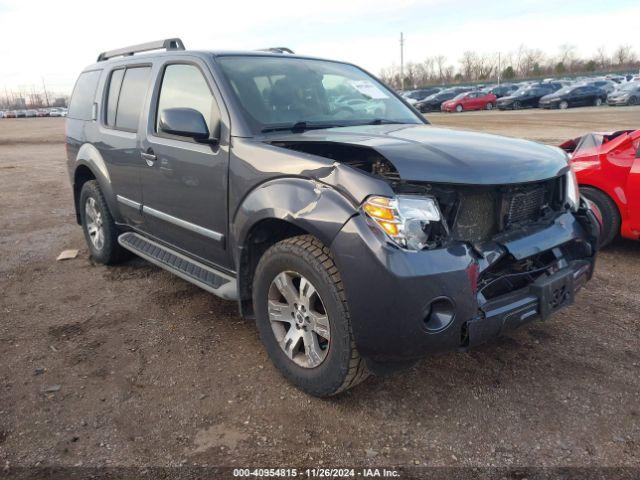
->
[232,177,358,319]
[71,144,120,225]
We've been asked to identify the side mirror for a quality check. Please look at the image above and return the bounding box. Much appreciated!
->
[159,108,211,141]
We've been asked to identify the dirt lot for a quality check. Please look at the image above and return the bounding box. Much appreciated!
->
[1,108,640,473]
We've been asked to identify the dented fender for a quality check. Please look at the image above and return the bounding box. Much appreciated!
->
[232,177,358,253]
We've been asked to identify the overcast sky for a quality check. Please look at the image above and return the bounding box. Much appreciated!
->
[0,0,638,94]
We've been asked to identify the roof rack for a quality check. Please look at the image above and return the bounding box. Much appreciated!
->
[258,47,295,54]
[97,38,185,62]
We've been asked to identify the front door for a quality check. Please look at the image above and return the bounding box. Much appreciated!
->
[139,60,231,269]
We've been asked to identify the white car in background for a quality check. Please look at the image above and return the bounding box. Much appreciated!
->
[49,108,62,117]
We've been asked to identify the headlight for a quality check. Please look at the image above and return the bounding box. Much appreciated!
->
[363,195,442,250]
[566,168,580,211]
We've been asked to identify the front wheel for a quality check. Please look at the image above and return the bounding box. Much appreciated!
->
[455,104,463,113]
[253,235,369,396]
[628,96,637,106]
[485,102,494,110]
[559,100,569,109]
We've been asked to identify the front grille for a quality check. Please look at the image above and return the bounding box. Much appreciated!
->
[445,178,561,243]
[503,184,547,227]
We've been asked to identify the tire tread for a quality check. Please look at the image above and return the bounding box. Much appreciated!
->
[263,235,369,395]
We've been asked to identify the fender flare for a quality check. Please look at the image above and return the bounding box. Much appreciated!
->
[71,144,122,223]
[231,177,358,256]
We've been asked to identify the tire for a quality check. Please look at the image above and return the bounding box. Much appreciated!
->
[253,235,369,397]
[79,180,128,264]
[512,101,521,110]
[580,186,621,247]
[628,96,637,106]
[485,102,494,110]
[594,97,603,107]
[455,104,463,113]
[559,100,569,110]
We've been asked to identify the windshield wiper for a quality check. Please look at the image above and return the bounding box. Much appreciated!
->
[366,119,414,125]
[261,121,344,133]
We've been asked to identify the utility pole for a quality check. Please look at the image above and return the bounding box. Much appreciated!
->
[400,32,405,90]
[41,77,50,107]
[497,52,501,85]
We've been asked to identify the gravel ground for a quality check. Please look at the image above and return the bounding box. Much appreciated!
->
[1,109,639,473]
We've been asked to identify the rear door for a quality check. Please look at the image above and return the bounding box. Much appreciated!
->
[96,64,153,226]
[138,58,231,268]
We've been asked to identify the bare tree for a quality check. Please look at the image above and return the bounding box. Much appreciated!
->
[614,44,635,65]
[595,45,609,69]
[460,51,477,80]
[557,44,577,71]
[435,55,448,83]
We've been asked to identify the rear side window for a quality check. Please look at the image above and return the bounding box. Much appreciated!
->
[68,70,101,120]
[115,67,151,131]
[106,69,124,126]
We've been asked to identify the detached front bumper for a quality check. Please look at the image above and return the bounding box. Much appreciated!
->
[330,205,599,370]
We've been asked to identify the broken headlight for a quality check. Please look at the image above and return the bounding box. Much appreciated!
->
[363,195,442,250]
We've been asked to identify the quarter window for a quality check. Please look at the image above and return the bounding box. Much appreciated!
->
[156,64,219,135]
[68,70,101,120]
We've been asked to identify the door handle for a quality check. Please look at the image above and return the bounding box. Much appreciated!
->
[141,151,157,166]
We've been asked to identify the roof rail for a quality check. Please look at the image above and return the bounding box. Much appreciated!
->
[97,38,185,62]
[258,47,295,54]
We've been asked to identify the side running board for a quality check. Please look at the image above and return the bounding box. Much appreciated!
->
[118,232,238,300]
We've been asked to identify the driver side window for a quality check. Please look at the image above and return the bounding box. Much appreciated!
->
[156,64,220,136]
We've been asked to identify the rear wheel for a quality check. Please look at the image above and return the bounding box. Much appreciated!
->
[628,96,637,106]
[485,102,494,110]
[580,186,620,247]
[253,235,369,397]
[594,97,603,107]
[79,180,128,264]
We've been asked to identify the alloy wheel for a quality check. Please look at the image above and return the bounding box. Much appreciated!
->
[559,101,568,109]
[84,197,105,251]
[267,271,331,368]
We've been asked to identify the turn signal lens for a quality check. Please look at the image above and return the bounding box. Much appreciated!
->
[378,221,399,236]
[363,200,395,221]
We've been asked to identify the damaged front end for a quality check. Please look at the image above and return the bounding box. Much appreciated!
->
[264,134,599,366]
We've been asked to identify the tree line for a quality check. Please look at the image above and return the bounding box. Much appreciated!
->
[380,44,639,89]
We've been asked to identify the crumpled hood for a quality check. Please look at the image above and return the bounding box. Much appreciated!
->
[265,124,569,185]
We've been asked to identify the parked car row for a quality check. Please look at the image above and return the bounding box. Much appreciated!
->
[402,75,640,113]
[0,107,67,118]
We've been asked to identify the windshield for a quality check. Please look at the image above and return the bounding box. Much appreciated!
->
[555,86,575,95]
[452,92,468,100]
[216,56,422,133]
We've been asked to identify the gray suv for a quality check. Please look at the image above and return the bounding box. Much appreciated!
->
[66,39,600,396]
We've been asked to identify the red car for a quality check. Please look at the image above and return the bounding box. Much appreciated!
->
[560,130,640,246]
[441,91,497,112]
